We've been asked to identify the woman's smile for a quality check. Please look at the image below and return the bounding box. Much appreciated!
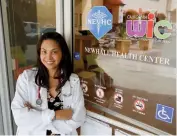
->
[45,61,55,64]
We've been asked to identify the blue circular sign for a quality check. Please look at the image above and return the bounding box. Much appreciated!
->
[74,52,80,60]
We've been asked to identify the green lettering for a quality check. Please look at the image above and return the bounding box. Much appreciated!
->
[154,20,172,39]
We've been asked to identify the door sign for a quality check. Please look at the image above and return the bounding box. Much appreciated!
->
[74,52,80,60]
[87,6,113,40]
[134,100,145,111]
[114,93,123,104]
[96,88,104,99]
[155,104,174,123]
[81,83,88,93]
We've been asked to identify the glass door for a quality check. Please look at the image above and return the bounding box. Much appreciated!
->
[0,0,63,134]
[73,0,176,135]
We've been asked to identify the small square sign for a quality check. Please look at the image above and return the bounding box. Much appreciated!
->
[155,104,174,123]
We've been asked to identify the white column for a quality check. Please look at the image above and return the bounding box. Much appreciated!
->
[56,0,64,35]
[0,0,13,134]
[63,0,73,56]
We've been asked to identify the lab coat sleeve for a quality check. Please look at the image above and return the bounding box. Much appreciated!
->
[52,75,86,134]
[11,71,55,130]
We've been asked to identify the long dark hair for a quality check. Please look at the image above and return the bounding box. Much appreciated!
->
[35,32,72,89]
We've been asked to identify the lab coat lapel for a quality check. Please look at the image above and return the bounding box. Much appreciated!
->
[61,81,71,96]
[40,87,48,110]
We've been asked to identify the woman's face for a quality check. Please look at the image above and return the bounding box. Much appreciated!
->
[40,39,62,71]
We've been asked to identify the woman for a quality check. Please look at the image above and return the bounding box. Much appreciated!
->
[11,32,86,135]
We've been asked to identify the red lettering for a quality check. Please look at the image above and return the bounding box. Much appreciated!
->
[146,13,155,38]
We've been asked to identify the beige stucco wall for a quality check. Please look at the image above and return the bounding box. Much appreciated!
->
[123,0,167,15]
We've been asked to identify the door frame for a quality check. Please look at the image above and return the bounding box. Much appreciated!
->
[0,0,14,134]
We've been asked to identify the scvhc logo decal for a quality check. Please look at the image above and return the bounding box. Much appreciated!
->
[87,6,113,40]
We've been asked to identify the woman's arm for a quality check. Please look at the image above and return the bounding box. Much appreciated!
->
[11,71,55,131]
[51,74,86,134]
[54,109,72,120]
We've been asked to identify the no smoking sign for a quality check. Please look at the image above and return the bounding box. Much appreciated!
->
[134,100,145,111]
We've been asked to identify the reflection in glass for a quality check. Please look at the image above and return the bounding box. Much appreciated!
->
[5,0,56,80]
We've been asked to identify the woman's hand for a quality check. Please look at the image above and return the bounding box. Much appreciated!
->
[54,109,73,120]
[24,102,33,111]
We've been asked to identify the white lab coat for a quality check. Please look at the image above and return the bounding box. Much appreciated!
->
[11,68,86,135]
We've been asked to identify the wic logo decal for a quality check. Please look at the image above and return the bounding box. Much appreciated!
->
[126,13,172,39]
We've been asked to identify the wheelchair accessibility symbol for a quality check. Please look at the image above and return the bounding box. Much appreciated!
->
[155,104,174,123]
